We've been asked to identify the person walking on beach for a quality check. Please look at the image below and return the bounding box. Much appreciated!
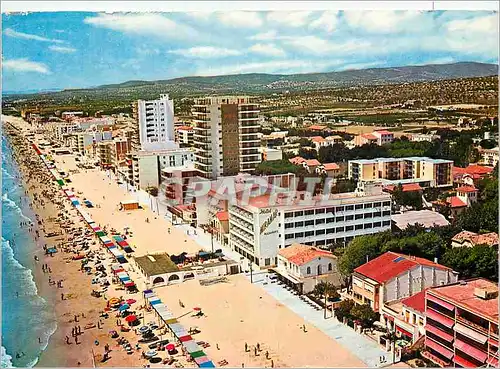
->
[257,343,260,351]
[61,293,64,300]
[244,343,248,352]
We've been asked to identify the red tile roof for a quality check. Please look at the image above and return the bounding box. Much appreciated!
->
[446,196,467,208]
[385,183,422,193]
[307,125,327,131]
[453,164,494,177]
[305,159,321,167]
[279,243,336,266]
[323,163,340,171]
[215,211,229,221]
[455,185,478,193]
[361,133,378,140]
[401,289,427,313]
[289,156,306,165]
[354,252,450,284]
[310,136,326,143]
[374,130,393,135]
[429,278,498,321]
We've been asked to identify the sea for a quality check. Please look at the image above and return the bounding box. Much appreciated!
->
[1,134,57,368]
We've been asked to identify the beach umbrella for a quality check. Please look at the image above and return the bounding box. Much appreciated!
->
[118,304,130,311]
[108,297,120,305]
[145,350,157,358]
[166,344,175,351]
[125,315,137,322]
[126,299,136,304]
[193,307,201,311]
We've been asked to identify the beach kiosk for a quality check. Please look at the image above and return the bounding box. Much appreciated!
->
[120,200,139,211]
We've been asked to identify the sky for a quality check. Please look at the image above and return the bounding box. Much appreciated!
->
[2,10,499,92]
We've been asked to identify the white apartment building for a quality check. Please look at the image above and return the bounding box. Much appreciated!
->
[137,94,176,151]
[228,186,392,268]
[126,148,195,189]
[479,147,499,167]
[348,157,453,188]
[261,147,283,161]
[410,133,440,142]
[175,126,194,147]
[192,96,261,179]
[73,130,113,156]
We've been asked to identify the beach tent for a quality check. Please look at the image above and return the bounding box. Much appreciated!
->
[195,356,210,365]
[182,340,201,354]
[199,361,215,368]
[120,200,139,211]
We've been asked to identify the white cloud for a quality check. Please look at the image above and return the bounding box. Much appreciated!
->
[248,30,278,41]
[249,43,285,57]
[309,11,339,33]
[3,58,51,74]
[217,11,263,28]
[4,28,64,43]
[284,36,371,55]
[446,13,498,34]
[84,13,200,40]
[197,59,344,76]
[266,11,313,27]
[168,46,242,59]
[343,11,427,33]
[49,45,77,53]
[185,12,213,21]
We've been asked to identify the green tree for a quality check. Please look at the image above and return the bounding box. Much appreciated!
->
[335,299,355,322]
[351,304,378,329]
[338,234,384,279]
[255,159,306,175]
[312,281,340,319]
[442,245,498,281]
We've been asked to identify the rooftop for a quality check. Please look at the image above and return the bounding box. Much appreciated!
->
[384,183,422,193]
[279,243,335,266]
[215,211,229,222]
[446,196,467,208]
[134,253,179,276]
[452,231,499,246]
[401,289,427,314]
[455,185,478,193]
[322,163,340,171]
[374,130,393,135]
[428,278,498,321]
[391,210,450,229]
[354,251,450,284]
[453,164,494,177]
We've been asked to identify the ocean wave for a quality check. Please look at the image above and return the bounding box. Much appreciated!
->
[1,346,13,368]
[1,193,31,222]
[1,238,41,299]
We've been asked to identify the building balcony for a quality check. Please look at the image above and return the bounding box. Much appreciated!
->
[456,315,490,336]
[421,349,450,368]
[230,216,254,233]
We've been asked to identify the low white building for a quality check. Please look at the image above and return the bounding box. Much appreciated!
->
[229,185,392,268]
[480,147,499,167]
[133,253,240,287]
[261,147,283,161]
[275,243,341,294]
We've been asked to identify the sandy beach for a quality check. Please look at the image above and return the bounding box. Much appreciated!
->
[4,114,369,368]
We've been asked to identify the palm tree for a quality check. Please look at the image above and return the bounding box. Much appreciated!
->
[312,281,339,319]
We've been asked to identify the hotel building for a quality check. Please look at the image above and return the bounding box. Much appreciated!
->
[192,96,261,179]
[348,157,453,188]
[136,94,176,151]
[422,278,498,368]
[228,184,392,268]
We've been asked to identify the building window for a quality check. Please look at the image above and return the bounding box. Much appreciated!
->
[305,231,314,237]
[305,220,314,226]
[383,201,391,207]
[294,211,303,217]
[383,211,391,216]
[317,265,322,275]
[364,203,373,208]
[285,223,294,229]
[316,219,325,225]
[355,214,363,220]
[346,225,354,231]
[373,221,381,228]
[335,206,344,212]
[316,229,325,235]
[327,217,335,223]
[307,266,311,275]
[364,223,373,229]
[295,221,304,227]
[355,204,363,210]
[326,228,335,234]
[382,220,391,226]
[336,227,344,233]
[285,234,294,239]
[305,210,314,216]
[285,212,293,218]
[346,215,354,221]
[364,213,373,219]
[355,224,363,230]
[295,232,304,238]
[328,263,332,271]
[265,258,271,266]
[315,208,325,214]
[373,212,382,218]
[345,205,354,211]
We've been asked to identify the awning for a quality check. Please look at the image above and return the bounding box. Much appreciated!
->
[183,340,200,353]
[427,294,455,311]
[124,282,135,287]
[454,354,480,368]
[487,356,499,367]
[150,300,162,306]
[425,324,454,341]
[199,361,215,368]
[164,318,178,325]
[384,314,395,322]
[454,339,487,363]
[454,323,488,344]
[179,335,193,342]
[426,309,454,328]
[195,356,210,365]
[190,350,206,359]
[488,337,498,347]
[425,338,454,360]
[396,325,413,339]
